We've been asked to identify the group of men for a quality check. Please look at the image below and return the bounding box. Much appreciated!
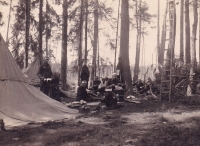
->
[36,57,124,108]
[76,63,124,105]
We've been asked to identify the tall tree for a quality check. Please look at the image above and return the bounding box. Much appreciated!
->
[120,0,132,95]
[191,0,198,76]
[45,0,49,58]
[157,0,160,66]
[78,0,83,84]
[25,0,30,68]
[159,0,168,65]
[133,0,141,82]
[185,0,190,64]
[11,0,60,68]
[61,0,68,90]
[6,0,12,43]
[84,0,88,65]
[114,0,120,72]
[199,0,200,63]
[166,1,176,66]
[91,0,98,85]
[180,0,184,62]
[39,0,44,64]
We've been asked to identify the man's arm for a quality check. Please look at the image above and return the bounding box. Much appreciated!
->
[37,66,44,79]
[47,64,53,77]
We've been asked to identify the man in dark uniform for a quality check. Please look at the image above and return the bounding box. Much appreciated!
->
[37,57,52,95]
[80,64,90,88]
[76,80,94,102]
[93,76,101,93]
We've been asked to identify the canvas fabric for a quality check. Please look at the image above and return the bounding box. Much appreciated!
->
[0,33,78,128]
[23,55,41,84]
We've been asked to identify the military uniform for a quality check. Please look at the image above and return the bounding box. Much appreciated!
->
[37,62,52,95]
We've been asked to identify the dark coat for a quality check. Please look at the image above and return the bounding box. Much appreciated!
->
[76,86,89,101]
[80,65,90,81]
[37,62,52,79]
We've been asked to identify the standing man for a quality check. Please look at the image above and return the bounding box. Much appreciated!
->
[37,57,52,95]
[80,64,90,88]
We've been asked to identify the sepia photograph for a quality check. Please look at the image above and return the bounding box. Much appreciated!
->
[1,0,200,145]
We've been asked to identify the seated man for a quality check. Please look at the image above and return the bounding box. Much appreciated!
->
[93,76,101,93]
[101,87,118,108]
[37,57,52,95]
[133,79,145,94]
[76,80,94,102]
[111,73,121,85]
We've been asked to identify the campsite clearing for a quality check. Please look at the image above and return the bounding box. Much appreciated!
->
[1,97,200,146]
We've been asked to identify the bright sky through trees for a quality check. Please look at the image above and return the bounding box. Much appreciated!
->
[0,0,198,66]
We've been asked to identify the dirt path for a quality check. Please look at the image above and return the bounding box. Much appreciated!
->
[1,100,200,146]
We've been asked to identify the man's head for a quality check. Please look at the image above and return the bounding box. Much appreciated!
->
[81,80,87,87]
[44,57,49,64]
[112,73,117,79]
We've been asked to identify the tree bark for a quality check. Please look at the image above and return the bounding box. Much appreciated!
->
[6,0,12,43]
[91,0,98,85]
[166,1,176,67]
[133,0,141,82]
[157,0,160,65]
[159,0,168,65]
[61,0,68,90]
[46,0,49,58]
[84,0,88,65]
[25,0,30,68]
[199,0,200,63]
[114,0,120,72]
[78,0,83,85]
[120,0,132,95]
[191,0,198,72]
[39,0,43,64]
[185,0,190,64]
[180,0,184,62]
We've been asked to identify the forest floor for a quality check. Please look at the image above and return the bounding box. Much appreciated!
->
[1,94,200,146]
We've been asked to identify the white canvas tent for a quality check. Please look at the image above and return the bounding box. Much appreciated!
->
[0,34,78,128]
[23,55,41,84]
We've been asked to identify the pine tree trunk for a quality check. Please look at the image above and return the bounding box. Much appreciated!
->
[159,0,168,65]
[157,0,160,66]
[6,0,12,43]
[78,0,83,84]
[191,0,198,74]
[120,0,132,95]
[180,0,184,62]
[133,0,141,82]
[133,0,138,82]
[39,0,43,64]
[114,0,120,72]
[61,0,68,90]
[91,0,98,86]
[185,0,190,64]
[46,1,48,58]
[84,0,88,65]
[25,0,30,68]
[199,1,200,63]
[167,1,176,67]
